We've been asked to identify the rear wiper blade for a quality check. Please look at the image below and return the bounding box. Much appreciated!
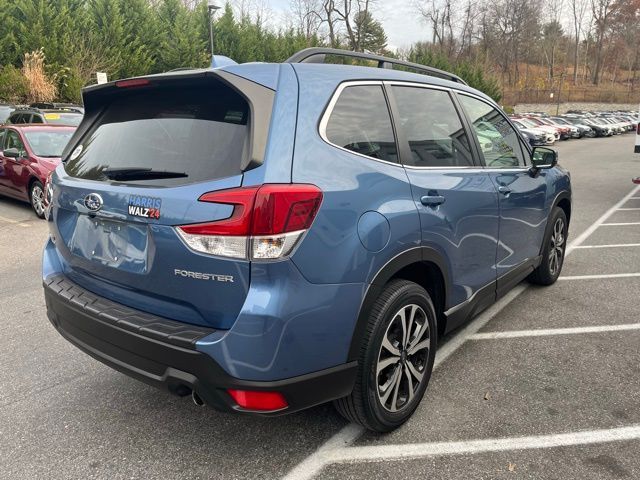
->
[101,167,188,180]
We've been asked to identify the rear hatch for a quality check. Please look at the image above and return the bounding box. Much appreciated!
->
[49,71,275,329]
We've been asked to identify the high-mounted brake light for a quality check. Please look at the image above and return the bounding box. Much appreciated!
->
[176,184,323,260]
[227,389,288,411]
[115,78,151,88]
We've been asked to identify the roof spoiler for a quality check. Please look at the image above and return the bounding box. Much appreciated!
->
[211,55,238,68]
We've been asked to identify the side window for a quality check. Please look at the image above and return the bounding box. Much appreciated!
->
[31,114,44,124]
[8,114,20,124]
[325,85,398,163]
[0,130,6,149]
[391,86,474,167]
[458,94,526,168]
[5,130,25,155]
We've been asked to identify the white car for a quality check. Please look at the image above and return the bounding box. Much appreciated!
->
[513,118,558,143]
[512,120,556,145]
[635,114,639,153]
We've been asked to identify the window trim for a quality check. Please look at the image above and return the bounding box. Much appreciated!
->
[319,79,529,171]
[384,81,482,170]
[455,91,531,170]
[318,80,402,167]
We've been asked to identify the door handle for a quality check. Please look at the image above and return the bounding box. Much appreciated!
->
[498,186,511,195]
[421,195,446,207]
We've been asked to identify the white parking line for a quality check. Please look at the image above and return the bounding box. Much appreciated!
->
[282,184,640,480]
[470,323,640,340]
[324,425,640,464]
[559,273,640,280]
[565,185,640,253]
[600,222,640,226]
[617,208,640,211]
[573,243,640,249]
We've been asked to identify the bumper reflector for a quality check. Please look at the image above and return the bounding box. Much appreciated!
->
[227,389,288,411]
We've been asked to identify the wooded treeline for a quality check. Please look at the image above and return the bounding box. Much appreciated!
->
[412,0,639,89]
[0,0,637,104]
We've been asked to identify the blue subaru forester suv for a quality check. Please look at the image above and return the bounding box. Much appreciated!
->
[43,48,571,432]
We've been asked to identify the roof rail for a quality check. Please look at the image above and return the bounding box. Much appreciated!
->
[286,48,467,85]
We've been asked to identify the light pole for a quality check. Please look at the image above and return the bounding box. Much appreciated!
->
[207,1,221,59]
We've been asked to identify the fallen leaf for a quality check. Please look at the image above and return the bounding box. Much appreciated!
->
[508,462,516,472]
[484,391,491,400]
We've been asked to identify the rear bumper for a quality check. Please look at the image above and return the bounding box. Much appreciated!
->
[44,274,357,415]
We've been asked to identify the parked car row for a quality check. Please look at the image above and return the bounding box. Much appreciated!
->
[511,110,638,146]
[0,103,83,216]
[0,103,84,126]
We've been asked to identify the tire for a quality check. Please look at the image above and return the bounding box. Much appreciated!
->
[528,207,568,286]
[30,180,46,219]
[334,280,437,432]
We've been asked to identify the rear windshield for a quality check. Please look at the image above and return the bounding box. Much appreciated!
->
[44,112,83,126]
[64,84,249,186]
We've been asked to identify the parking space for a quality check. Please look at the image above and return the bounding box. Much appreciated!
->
[284,136,640,480]
[1,135,639,479]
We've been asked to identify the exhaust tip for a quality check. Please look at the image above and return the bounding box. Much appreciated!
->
[192,390,205,407]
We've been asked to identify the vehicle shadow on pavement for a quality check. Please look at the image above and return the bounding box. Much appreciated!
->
[7,367,348,479]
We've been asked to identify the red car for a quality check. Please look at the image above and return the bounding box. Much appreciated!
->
[0,124,75,218]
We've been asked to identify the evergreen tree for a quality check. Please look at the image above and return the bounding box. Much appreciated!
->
[156,0,208,71]
[353,10,387,53]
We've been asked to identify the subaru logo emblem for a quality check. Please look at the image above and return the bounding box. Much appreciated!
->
[84,193,103,212]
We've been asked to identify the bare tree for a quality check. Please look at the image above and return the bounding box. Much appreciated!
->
[590,0,616,84]
[291,0,323,40]
[458,0,480,59]
[331,0,358,50]
[540,0,565,80]
[415,0,456,56]
[569,0,590,83]
[482,0,541,86]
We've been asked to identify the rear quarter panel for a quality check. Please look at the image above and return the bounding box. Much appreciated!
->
[289,67,421,285]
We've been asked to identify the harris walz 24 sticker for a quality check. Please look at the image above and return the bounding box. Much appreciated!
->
[128,195,162,220]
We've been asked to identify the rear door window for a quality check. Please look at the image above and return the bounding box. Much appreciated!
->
[391,86,474,167]
[324,85,398,163]
[64,84,250,186]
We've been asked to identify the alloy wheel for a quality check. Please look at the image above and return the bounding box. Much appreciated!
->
[549,217,565,276]
[376,304,430,412]
[31,184,45,217]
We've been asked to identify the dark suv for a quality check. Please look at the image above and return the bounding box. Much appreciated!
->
[43,48,572,432]
[8,107,83,126]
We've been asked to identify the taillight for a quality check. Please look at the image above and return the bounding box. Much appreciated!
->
[176,184,323,260]
[227,389,288,411]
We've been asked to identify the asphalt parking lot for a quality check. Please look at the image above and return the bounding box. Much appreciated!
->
[1,134,639,480]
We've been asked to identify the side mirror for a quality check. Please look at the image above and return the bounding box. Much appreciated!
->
[3,147,21,158]
[530,146,557,170]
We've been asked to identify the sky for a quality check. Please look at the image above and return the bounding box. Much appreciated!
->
[238,0,431,51]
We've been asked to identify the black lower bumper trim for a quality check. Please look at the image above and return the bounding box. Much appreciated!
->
[44,274,357,415]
